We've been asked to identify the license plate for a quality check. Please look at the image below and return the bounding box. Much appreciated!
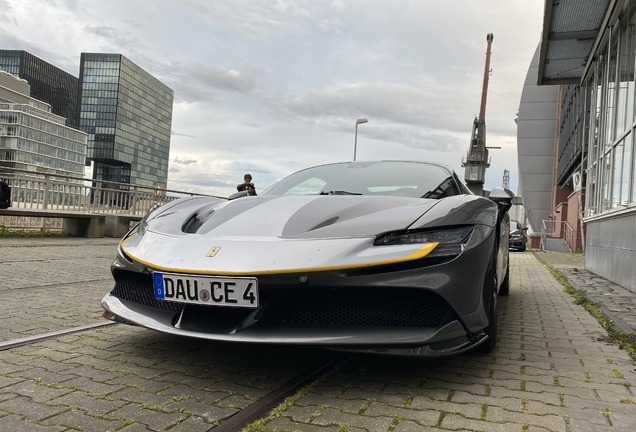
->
[153,272,259,308]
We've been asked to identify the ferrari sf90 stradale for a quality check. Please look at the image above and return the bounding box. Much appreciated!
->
[102,161,513,356]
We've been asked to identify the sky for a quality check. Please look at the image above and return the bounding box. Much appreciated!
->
[1,0,545,197]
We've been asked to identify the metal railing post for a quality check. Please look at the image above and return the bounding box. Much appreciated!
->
[43,174,50,210]
[131,187,138,214]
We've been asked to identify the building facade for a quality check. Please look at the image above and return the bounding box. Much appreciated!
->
[0,72,87,177]
[516,46,560,234]
[0,50,79,128]
[77,53,173,189]
[522,0,636,290]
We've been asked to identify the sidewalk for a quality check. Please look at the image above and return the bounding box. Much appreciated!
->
[532,249,636,335]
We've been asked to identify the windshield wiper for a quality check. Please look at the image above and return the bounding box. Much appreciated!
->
[319,190,362,195]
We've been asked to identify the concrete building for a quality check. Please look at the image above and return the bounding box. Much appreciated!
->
[516,46,560,234]
[519,0,636,290]
[0,71,87,177]
[77,53,174,190]
[0,50,79,128]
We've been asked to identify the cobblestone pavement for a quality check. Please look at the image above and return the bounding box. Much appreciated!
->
[1,239,635,431]
[264,252,636,432]
[533,250,636,335]
[0,237,120,341]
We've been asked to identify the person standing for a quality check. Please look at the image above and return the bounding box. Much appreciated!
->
[236,174,257,195]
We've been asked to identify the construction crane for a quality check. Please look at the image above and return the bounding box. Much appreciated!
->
[502,169,510,189]
[462,33,494,196]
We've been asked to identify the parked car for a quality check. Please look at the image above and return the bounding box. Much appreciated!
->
[509,220,527,251]
[102,161,513,357]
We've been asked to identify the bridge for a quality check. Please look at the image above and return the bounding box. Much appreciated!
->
[0,168,223,237]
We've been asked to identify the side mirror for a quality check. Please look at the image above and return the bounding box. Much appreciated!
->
[228,190,251,201]
[489,187,514,215]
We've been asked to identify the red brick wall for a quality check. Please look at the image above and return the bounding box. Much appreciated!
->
[566,192,585,252]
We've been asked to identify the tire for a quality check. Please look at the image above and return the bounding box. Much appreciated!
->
[498,264,510,296]
[519,244,526,252]
[476,256,498,353]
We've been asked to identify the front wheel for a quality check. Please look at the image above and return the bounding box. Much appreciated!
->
[498,264,510,296]
[476,259,498,353]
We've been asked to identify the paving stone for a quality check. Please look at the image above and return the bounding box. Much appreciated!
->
[364,402,439,425]
[204,380,271,399]
[449,390,522,411]
[0,413,66,432]
[296,393,366,413]
[114,422,153,432]
[440,413,523,432]
[165,397,238,421]
[108,387,175,406]
[107,374,174,393]
[104,403,188,431]
[392,419,442,432]
[0,375,25,390]
[159,384,227,403]
[486,406,566,431]
[214,393,252,410]
[48,391,127,415]
[57,376,126,396]
[16,367,80,385]
[283,405,322,423]
[0,396,67,422]
[312,406,394,431]
[43,407,126,431]
[164,414,216,432]
[408,397,482,419]
[266,416,340,431]
[340,387,408,406]
[2,380,74,402]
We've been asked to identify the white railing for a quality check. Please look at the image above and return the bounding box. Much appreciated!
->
[0,168,224,230]
[540,219,574,252]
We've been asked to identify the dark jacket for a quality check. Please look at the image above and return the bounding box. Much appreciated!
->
[236,182,257,195]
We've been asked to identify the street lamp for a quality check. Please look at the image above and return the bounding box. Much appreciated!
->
[353,119,368,161]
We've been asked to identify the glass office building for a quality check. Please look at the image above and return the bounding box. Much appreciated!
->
[0,50,79,128]
[77,53,173,189]
[532,0,636,290]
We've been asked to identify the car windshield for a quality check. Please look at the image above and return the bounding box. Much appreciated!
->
[261,161,461,198]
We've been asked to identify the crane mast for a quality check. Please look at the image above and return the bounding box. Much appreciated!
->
[462,33,494,196]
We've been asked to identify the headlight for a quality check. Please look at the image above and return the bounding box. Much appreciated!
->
[137,217,148,237]
[374,226,473,257]
[136,203,165,237]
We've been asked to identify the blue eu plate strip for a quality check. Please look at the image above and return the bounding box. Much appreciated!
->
[153,273,165,300]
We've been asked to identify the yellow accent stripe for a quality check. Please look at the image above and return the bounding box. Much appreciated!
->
[120,235,439,276]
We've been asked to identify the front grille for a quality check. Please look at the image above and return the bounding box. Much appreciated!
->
[110,271,457,329]
[265,288,456,328]
[111,271,183,313]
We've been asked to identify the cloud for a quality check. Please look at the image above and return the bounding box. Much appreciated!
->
[330,1,346,12]
[3,0,545,196]
[0,0,15,22]
[173,157,198,165]
[267,83,468,129]
[157,61,264,103]
[84,25,143,52]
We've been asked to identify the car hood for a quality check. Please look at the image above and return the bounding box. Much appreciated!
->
[120,194,491,275]
[151,195,440,238]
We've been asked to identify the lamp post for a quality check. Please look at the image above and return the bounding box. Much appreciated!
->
[353,119,368,161]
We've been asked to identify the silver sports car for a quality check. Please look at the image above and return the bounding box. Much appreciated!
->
[102,161,513,357]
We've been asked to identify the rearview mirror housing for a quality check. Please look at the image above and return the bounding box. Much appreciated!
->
[228,190,251,201]
[489,187,514,215]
